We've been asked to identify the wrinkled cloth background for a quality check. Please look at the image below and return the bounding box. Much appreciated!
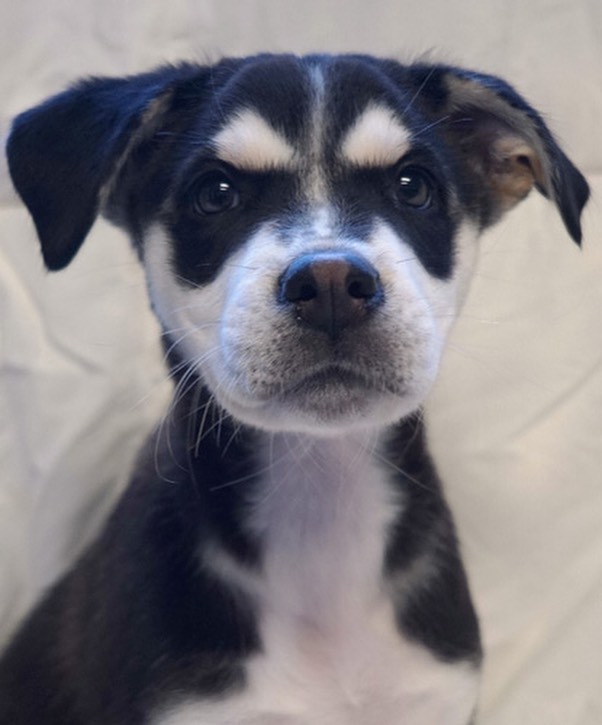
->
[1,1,601,722]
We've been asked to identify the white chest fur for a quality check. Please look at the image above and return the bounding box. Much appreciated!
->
[152,434,479,725]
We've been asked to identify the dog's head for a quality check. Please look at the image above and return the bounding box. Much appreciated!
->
[7,55,589,434]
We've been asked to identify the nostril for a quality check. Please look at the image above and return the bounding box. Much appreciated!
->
[296,282,318,302]
[347,273,379,300]
[280,263,318,303]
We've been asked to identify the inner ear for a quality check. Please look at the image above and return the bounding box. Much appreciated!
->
[452,115,546,217]
[487,131,546,211]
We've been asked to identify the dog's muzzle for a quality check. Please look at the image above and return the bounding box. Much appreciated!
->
[278,251,384,341]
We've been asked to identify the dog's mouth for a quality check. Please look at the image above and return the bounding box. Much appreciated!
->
[206,347,431,433]
[264,363,406,419]
[279,365,389,398]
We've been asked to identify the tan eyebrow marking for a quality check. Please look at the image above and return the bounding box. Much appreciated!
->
[340,104,411,167]
[212,109,297,171]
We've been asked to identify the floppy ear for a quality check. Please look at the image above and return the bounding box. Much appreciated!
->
[409,65,590,244]
[6,65,200,270]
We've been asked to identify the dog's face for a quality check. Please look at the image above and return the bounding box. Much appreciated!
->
[7,55,589,435]
[143,58,483,434]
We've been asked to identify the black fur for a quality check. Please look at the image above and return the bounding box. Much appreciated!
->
[384,418,481,664]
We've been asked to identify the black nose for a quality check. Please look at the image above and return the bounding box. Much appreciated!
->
[278,252,384,339]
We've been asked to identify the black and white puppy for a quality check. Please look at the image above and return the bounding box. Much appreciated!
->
[0,54,589,724]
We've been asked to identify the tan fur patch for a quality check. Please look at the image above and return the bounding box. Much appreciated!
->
[340,105,411,167]
[213,109,297,171]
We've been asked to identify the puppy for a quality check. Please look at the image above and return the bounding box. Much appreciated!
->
[0,54,589,724]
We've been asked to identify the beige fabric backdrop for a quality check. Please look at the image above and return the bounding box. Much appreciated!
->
[1,1,601,722]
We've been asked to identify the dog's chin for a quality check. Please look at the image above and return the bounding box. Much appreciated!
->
[208,366,432,436]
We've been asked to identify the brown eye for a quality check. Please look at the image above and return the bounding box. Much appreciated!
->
[193,173,240,215]
[397,166,432,208]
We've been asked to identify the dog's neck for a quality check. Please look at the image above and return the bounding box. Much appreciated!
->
[162,375,434,618]
[245,432,399,622]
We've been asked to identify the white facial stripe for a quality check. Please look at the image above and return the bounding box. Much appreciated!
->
[305,63,328,200]
[212,109,296,171]
[340,105,411,167]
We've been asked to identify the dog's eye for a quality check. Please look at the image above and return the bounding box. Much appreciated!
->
[397,166,432,208]
[193,173,240,215]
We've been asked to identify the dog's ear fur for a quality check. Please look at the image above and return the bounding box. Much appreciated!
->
[408,65,590,243]
[6,65,201,270]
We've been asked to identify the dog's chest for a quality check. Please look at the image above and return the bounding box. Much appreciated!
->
[152,436,478,724]
[154,614,477,725]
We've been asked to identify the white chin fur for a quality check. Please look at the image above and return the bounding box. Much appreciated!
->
[208,384,431,437]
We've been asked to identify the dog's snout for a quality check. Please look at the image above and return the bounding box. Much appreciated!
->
[279,252,383,338]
